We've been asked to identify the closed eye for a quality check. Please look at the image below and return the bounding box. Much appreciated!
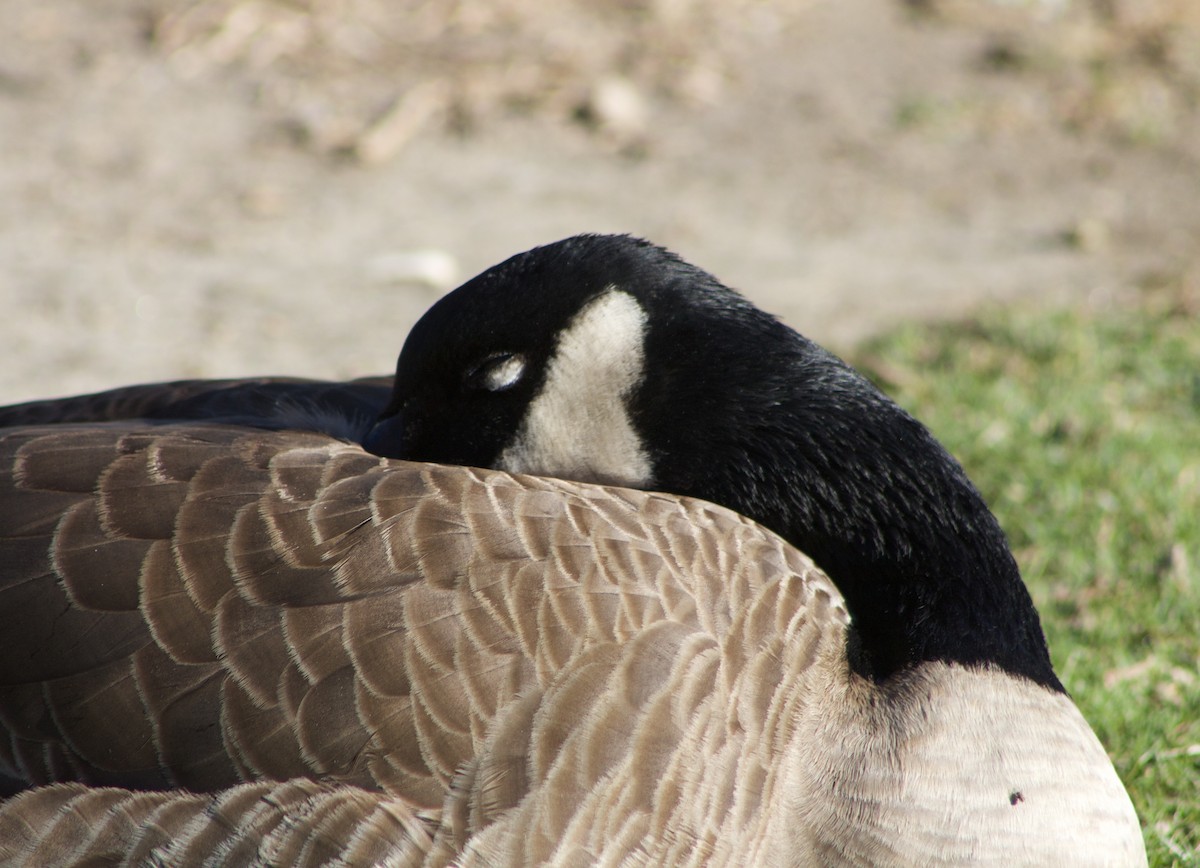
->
[468,353,527,392]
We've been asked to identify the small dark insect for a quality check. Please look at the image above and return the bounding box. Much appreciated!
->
[1010,791,1025,806]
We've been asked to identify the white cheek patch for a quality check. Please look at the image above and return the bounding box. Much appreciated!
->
[499,287,653,488]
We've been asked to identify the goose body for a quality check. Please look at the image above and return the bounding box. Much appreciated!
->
[0,235,1145,864]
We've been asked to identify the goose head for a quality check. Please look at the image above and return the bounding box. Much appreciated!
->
[365,233,1059,690]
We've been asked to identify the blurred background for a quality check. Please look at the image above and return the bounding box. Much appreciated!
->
[1,0,1197,401]
[1,1,1197,861]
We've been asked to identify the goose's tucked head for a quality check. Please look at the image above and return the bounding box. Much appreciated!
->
[365,233,1059,690]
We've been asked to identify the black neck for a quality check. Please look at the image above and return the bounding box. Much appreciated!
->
[643,346,1062,690]
[784,418,1061,689]
[773,405,1056,688]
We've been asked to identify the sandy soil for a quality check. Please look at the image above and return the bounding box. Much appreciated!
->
[2,0,1198,405]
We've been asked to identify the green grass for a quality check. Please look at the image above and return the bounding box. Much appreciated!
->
[854,298,1200,865]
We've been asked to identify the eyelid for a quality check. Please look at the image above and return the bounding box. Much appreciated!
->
[470,352,527,392]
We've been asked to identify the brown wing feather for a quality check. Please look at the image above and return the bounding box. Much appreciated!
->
[0,419,846,863]
[0,780,436,866]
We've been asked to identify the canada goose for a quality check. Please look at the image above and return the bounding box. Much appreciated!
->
[0,234,1145,865]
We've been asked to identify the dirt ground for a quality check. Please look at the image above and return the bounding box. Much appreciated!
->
[2,0,1198,405]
